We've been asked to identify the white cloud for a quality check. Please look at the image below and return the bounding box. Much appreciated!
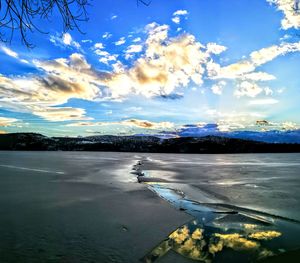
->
[264,87,274,95]
[0,23,226,124]
[206,43,227,55]
[1,46,18,58]
[217,61,255,79]
[0,53,100,121]
[66,122,98,127]
[102,32,112,39]
[92,43,118,65]
[133,37,142,43]
[204,108,265,126]
[123,119,174,129]
[33,107,92,122]
[50,33,81,50]
[5,20,287,125]
[280,34,292,41]
[94,42,105,49]
[0,117,18,127]
[0,46,29,64]
[277,87,286,93]
[66,119,174,130]
[217,121,246,132]
[95,50,109,56]
[126,44,143,53]
[206,60,222,78]
[249,98,279,105]
[62,33,72,45]
[99,55,118,65]
[250,42,300,65]
[126,106,142,112]
[172,9,188,24]
[173,10,188,16]
[210,41,300,80]
[82,39,92,43]
[104,23,208,98]
[172,16,181,24]
[111,61,125,73]
[268,0,300,29]
[211,81,226,95]
[234,81,263,98]
[242,72,276,81]
[105,110,113,115]
[115,37,126,46]
[1,22,212,118]
[111,15,118,20]
[62,33,81,49]
[282,121,298,130]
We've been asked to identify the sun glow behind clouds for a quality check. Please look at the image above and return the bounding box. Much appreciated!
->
[0,1,299,136]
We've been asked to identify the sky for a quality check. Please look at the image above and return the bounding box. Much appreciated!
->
[1,0,300,137]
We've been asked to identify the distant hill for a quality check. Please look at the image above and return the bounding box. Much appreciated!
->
[1,133,300,153]
[158,125,300,144]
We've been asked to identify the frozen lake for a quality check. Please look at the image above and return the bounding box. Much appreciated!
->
[0,151,300,262]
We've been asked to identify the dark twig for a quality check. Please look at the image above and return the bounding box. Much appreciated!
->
[0,0,89,48]
[0,0,151,48]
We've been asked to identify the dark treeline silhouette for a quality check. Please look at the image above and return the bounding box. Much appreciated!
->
[1,133,300,153]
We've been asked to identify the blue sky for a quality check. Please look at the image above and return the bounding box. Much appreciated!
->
[1,0,300,137]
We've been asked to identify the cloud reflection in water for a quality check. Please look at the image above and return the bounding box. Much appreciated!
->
[142,219,282,263]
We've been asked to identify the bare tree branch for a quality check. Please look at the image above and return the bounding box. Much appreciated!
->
[0,0,89,48]
[137,0,151,6]
[0,0,151,48]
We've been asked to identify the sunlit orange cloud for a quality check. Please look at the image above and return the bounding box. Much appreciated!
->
[0,117,18,127]
[66,119,174,130]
